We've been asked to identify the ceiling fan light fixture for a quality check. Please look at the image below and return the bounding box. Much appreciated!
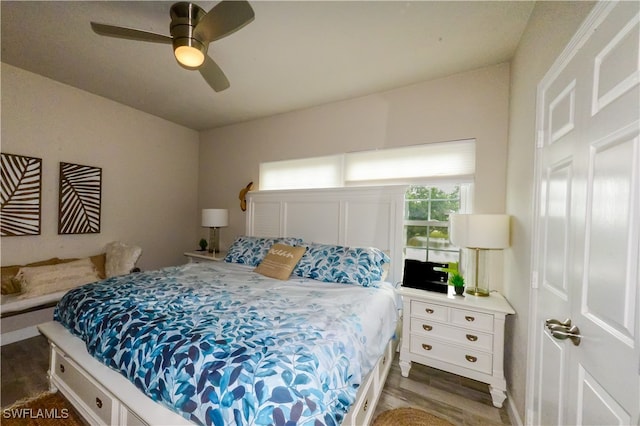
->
[170,2,207,68]
[174,42,205,68]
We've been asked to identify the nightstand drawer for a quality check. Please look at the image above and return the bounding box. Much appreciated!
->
[409,336,492,374]
[410,300,447,321]
[450,308,493,332]
[409,318,493,351]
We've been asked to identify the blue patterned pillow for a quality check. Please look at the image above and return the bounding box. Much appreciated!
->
[294,243,390,287]
[224,236,303,266]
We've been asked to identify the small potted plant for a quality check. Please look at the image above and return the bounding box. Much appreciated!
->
[449,272,465,296]
[198,238,208,251]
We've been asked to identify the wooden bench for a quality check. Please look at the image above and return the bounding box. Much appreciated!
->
[1,242,142,346]
[1,291,70,345]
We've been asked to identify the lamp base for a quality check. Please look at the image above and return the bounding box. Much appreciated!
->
[465,286,490,297]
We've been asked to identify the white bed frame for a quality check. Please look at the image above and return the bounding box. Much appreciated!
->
[38,186,406,425]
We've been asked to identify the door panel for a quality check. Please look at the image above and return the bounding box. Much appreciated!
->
[577,366,632,426]
[538,332,567,425]
[543,159,572,298]
[584,129,638,343]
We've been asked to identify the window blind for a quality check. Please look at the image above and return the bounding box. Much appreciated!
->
[259,139,475,190]
[259,154,343,190]
[345,139,475,183]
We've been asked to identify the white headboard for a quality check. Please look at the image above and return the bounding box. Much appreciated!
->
[246,186,406,285]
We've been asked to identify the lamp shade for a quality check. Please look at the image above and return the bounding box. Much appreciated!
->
[450,214,510,249]
[201,209,228,228]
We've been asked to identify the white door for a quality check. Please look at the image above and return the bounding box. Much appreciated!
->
[530,1,639,425]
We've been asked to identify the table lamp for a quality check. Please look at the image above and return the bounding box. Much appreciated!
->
[449,214,510,296]
[201,209,228,254]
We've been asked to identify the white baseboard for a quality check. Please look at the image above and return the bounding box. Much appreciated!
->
[1,326,41,346]
[506,391,523,426]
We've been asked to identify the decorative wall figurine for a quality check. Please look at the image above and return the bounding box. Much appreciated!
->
[0,153,42,236]
[58,162,102,234]
[239,181,253,212]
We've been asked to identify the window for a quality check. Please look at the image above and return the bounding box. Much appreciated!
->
[404,184,469,264]
[258,141,474,267]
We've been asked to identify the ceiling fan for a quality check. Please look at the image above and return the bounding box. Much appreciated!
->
[90,1,255,92]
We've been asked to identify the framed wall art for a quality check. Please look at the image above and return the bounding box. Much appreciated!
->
[58,162,102,234]
[0,153,42,236]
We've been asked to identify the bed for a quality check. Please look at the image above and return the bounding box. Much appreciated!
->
[38,186,407,425]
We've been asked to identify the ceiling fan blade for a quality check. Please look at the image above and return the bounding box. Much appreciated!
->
[199,55,230,92]
[91,22,172,44]
[195,0,255,43]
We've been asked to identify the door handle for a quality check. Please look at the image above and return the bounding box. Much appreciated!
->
[545,318,571,328]
[548,324,582,346]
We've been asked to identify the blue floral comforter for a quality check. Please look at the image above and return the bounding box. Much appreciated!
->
[54,262,398,426]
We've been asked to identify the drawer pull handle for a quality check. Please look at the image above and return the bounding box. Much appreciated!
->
[96,397,103,409]
[425,308,434,314]
[465,315,475,322]
[466,334,478,342]
[465,355,477,363]
[421,344,432,351]
[382,356,387,365]
[422,324,433,331]
[363,399,368,412]
[59,364,65,374]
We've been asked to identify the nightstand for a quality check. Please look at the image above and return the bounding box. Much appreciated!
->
[398,286,515,408]
[183,251,226,263]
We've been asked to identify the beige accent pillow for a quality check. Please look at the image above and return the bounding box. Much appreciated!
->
[2,258,62,295]
[254,244,306,280]
[2,254,107,295]
[105,242,142,277]
[15,258,101,299]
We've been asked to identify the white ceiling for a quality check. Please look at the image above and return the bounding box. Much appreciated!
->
[1,1,534,131]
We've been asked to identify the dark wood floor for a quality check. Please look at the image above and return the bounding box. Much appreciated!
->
[2,335,510,425]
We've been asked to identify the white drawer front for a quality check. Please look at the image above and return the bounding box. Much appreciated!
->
[353,377,375,426]
[122,406,147,426]
[410,300,448,321]
[53,348,113,424]
[409,335,492,374]
[450,308,494,332]
[409,318,493,351]
[376,339,393,386]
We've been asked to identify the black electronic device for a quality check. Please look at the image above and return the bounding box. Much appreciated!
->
[402,259,449,293]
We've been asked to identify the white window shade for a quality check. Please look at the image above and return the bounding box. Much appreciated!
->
[259,155,343,190]
[344,139,475,183]
[259,139,475,191]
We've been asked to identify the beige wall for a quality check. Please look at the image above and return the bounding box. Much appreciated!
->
[504,1,595,421]
[199,63,510,266]
[1,64,200,271]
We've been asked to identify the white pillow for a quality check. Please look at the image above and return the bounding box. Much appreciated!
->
[105,241,142,277]
[15,258,100,299]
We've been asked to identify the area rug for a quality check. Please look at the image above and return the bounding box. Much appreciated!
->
[1,392,84,426]
[373,407,455,426]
